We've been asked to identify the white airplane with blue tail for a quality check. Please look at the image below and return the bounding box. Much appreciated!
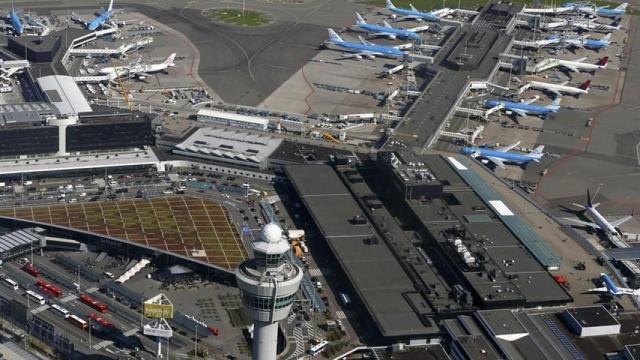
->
[385,0,454,22]
[589,273,640,296]
[460,141,545,169]
[354,13,425,41]
[325,28,408,60]
[483,97,561,118]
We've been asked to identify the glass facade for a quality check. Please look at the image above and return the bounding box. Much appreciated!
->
[243,292,295,311]
[66,121,154,152]
[0,127,58,156]
[254,251,288,268]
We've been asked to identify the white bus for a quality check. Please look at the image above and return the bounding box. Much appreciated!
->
[308,340,329,356]
[68,314,88,330]
[25,290,45,305]
[50,304,70,318]
[3,277,19,290]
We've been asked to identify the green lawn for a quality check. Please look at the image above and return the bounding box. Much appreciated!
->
[364,0,636,15]
[203,8,273,26]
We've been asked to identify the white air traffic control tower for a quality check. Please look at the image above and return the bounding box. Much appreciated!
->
[235,223,303,360]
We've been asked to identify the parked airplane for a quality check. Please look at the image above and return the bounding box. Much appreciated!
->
[589,273,640,297]
[386,0,453,22]
[521,5,575,14]
[87,0,115,31]
[518,16,569,30]
[523,79,591,97]
[460,141,545,168]
[572,18,621,33]
[566,2,628,18]
[325,28,406,60]
[555,33,612,50]
[483,97,561,118]
[354,13,422,41]
[0,59,29,81]
[564,189,633,237]
[555,56,608,74]
[513,37,561,49]
[99,53,175,79]
[1,2,45,35]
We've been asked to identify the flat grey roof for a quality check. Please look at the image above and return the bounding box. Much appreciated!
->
[0,229,41,254]
[563,306,620,328]
[36,75,92,115]
[285,164,435,338]
[175,127,282,164]
[0,149,159,175]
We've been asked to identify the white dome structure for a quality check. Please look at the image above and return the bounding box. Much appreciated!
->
[262,223,283,243]
[252,223,290,258]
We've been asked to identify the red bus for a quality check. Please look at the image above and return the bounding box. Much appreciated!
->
[79,293,108,313]
[36,279,62,297]
[21,263,40,277]
[88,313,112,328]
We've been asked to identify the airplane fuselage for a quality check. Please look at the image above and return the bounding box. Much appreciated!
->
[328,40,405,58]
[390,7,440,22]
[557,59,605,71]
[357,23,420,40]
[586,206,621,236]
[460,147,537,164]
[484,99,556,116]
[528,81,588,95]
[9,11,23,35]
[87,10,113,31]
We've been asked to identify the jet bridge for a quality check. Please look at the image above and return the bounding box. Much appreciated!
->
[67,37,154,56]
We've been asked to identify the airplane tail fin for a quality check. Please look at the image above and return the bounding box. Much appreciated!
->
[386,0,396,9]
[587,189,593,208]
[596,56,609,67]
[108,0,114,12]
[163,53,176,66]
[530,145,545,156]
[611,18,621,28]
[615,2,628,10]
[548,97,562,110]
[355,13,366,25]
[328,28,343,43]
[579,80,591,91]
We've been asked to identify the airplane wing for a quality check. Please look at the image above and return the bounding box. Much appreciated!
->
[369,32,397,39]
[486,157,506,169]
[523,96,539,104]
[587,286,609,293]
[135,72,152,78]
[548,89,562,97]
[609,215,633,228]
[563,217,601,229]
[511,108,528,117]
[561,64,580,73]
[394,15,421,22]
[338,51,382,60]
[496,141,520,152]
[407,25,430,32]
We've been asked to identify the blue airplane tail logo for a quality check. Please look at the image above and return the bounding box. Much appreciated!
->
[602,274,620,294]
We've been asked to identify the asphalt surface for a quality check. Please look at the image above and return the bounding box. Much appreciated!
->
[528,16,640,228]
[24,0,368,106]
